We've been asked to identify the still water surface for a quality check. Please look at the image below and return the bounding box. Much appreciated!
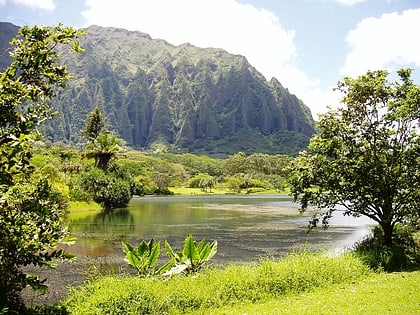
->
[68,195,375,263]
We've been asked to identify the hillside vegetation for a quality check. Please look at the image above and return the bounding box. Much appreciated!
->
[0,22,315,156]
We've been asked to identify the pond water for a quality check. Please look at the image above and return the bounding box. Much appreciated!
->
[68,195,376,264]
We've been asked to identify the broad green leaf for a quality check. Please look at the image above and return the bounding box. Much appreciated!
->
[121,241,134,254]
[148,242,160,268]
[196,238,206,252]
[164,240,177,259]
[157,258,175,275]
[138,240,148,255]
[199,243,211,261]
[183,235,199,262]
[206,240,218,262]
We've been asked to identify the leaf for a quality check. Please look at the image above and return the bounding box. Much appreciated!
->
[182,235,199,262]
[156,258,175,275]
[126,251,141,271]
[199,243,211,261]
[196,238,206,252]
[138,240,148,255]
[121,241,134,255]
[164,240,177,259]
[206,240,218,262]
[148,241,160,268]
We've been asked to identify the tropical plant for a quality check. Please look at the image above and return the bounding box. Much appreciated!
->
[164,235,218,275]
[121,239,173,276]
[0,24,83,311]
[84,132,122,170]
[289,68,420,249]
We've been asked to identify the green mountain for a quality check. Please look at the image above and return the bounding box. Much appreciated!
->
[0,22,315,156]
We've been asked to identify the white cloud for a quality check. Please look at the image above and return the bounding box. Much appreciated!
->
[341,9,420,77]
[0,0,6,6]
[82,0,329,118]
[12,0,55,11]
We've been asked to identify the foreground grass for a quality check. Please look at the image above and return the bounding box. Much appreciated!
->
[208,271,420,315]
[62,251,372,314]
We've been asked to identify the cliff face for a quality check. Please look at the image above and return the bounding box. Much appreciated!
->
[0,23,315,155]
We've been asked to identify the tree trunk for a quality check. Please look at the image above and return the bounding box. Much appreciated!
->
[381,221,394,247]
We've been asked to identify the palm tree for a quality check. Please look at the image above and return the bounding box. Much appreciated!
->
[84,132,121,170]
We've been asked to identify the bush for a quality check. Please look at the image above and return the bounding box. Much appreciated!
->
[0,180,72,311]
[78,166,133,210]
[353,225,420,271]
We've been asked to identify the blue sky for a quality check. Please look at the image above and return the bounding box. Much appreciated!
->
[1,0,419,118]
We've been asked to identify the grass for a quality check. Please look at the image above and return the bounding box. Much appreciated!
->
[62,251,372,314]
[69,201,101,212]
[169,186,285,195]
[208,271,420,315]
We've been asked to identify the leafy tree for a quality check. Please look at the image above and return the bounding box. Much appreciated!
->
[289,69,420,248]
[79,165,133,210]
[0,24,83,311]
[84,132,122,170]
[82,105,106,143]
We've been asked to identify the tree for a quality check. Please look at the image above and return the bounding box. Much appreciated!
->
[289,69,420,248]
[84,132,122,170]
[0,25,83,311]
[81,105,106,143]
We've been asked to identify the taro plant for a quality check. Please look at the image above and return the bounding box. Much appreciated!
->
[121,239,173,276]
[164,235,218,275]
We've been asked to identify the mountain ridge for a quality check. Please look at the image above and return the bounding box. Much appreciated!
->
[0,22,315,156]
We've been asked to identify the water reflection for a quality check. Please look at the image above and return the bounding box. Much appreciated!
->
[68,195,376,263]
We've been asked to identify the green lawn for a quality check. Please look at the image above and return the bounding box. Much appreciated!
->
[203,271,420,315]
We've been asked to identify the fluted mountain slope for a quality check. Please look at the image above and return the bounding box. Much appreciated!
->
[0,22,315,155]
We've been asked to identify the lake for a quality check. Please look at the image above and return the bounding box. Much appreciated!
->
[68,195,376,264]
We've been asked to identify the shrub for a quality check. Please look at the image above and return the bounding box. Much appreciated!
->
[0,180,73,311]
[77,165,133,210]
[353,224,420,271]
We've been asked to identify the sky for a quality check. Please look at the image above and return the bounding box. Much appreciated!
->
[1,0,419,118]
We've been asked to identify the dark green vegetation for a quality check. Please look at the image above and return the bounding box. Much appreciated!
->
[0,24,83,312]
[289,69,420,270]
[0,22,315,156]
[77,106,140,210]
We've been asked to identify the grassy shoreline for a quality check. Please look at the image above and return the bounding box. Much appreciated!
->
[61,251,372,314]
[68,188,289,213]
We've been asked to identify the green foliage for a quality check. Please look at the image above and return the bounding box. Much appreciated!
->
[81,106,106,143]
[0,24,316,155]
[164,235,218,275]
[121,235,217,277]
[78,165,133,210]
[121,239,173,277]
[353,225,420,271]
[83,132,122,170]
[0,179,74,310]
[289,69,420,247]
[0,24,83,311]
[63,251,371,314]
[187,173,214,191]
[160,153,225,177]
